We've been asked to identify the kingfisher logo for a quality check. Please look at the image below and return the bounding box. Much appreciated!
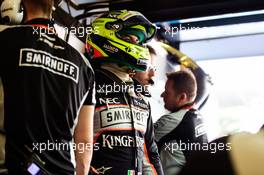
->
[19,48,79,83]
[102,134,144,149]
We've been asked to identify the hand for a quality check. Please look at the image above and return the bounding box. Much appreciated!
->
[90,166,100,175]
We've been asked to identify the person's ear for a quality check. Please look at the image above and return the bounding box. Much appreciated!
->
[175,93,187,106]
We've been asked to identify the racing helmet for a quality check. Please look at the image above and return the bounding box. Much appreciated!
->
[86,10,157,71]
[0,0,24,24]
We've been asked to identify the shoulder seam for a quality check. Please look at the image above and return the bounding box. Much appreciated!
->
[80,54,93,71]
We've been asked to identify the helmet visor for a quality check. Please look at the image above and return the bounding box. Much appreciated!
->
[118,15,157,42]
[117,26,147,44]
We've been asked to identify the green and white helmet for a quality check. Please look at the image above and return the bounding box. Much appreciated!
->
[86,10,157,71]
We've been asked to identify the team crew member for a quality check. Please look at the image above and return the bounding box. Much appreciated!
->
[159,42,213,110]
[86,10,164,175]
[154,70,208,175]
[0,0,95,174]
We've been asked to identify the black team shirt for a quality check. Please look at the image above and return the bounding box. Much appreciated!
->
[0,19,95,174]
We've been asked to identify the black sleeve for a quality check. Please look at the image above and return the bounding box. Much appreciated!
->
[144,104,164,175]
[84,68,96,105]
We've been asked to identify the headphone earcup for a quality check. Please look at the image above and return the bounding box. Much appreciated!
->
[0,0,24,24]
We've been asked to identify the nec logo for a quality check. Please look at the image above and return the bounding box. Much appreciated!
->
[99,98,120,105]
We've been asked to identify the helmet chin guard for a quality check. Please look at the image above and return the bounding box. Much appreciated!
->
[86,10,157,72]
[1,0,24,24]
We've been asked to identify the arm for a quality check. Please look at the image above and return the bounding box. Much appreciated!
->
[74,105,94,175]
[143,111,164,175]
[154,111,186,142]
[153,111,187,175]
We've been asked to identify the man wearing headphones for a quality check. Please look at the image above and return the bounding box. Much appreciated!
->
[86,10,163,175]
[0,0,95,175]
